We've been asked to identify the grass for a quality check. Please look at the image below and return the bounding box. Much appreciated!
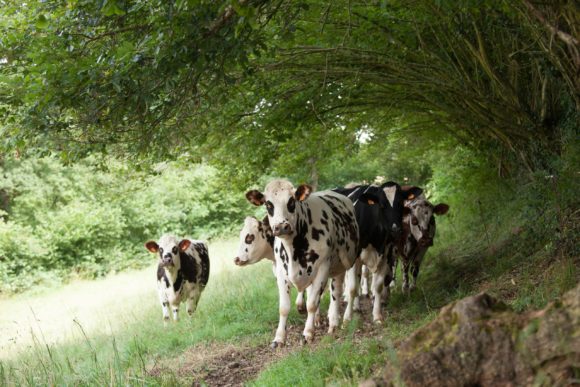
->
[0,238,289,386]
[1,213,577,386]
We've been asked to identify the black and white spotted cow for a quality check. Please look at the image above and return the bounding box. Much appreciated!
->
[145,235,210,322]
[396,197,449,293]
[233,215,308,315]
[246,179,360,346]
[333,182,422,323]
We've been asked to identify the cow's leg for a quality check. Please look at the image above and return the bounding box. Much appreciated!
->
[302,266,328,344]
[344,263,359,322]
[410,263,420,291]
[360,263,370,297]
[390,256,398,289]
[158,286,171,324]
[186,288,201,316]
[382,245,395,303]
[329,273,345,333]
[401,258,411,295]
[273,266,291,348]
[295,291,306,315]
[410,249,427,291]
[172,305,180,321]
[371,256,391,324]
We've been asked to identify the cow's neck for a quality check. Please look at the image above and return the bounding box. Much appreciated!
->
[163,266,181,284]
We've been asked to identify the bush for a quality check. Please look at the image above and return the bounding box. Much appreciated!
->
[0,157,253,293]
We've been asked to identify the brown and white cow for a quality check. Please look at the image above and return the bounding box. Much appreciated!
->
[234,215,308,315]
[397,198,449,293]
[246,179,360,346]
[145,234,210,322]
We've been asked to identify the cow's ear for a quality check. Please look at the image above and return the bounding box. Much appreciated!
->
[402,186,423,201]
[359,193,380,206]
[179,239,191,252]
[145,241,159,253]
[403,207,411,216]
[246,190,265,206]
[295,184,313,201]
[433,203,449,215]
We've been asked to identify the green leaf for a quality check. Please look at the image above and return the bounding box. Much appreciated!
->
[101,1,126,17]
[35,14,49,29]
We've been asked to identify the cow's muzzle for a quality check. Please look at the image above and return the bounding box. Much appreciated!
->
[234,257,248,266]
[273,223,292,236]
[161,255,174,267]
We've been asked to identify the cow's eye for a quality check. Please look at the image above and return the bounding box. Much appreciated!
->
[172,246,178,254]
[245,234,255,244]
[265,201,274,216]
[287,197,296,212]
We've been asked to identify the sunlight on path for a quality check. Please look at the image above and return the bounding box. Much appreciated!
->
[0,238,238,360]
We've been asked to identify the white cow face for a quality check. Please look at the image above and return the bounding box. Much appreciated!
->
[246,179,312,238]
[234,217,270,266]
[405,200,449,247]
[145,234,191,269]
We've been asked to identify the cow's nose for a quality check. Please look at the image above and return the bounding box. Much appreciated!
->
[273,223,291,236]
[234,257,242,266]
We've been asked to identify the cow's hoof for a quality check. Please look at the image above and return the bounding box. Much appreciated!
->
[374,319,384,325]
[296,304,307,315]
[300,335,313,345]
[271,341,284,349]
[314,316,322,327]
[328,325,339,334]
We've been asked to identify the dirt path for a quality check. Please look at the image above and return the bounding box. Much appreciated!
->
[149,296,385,386]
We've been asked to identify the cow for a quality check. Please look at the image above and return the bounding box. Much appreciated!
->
[246,179,360,347]
[145,234,210,322]
[396,197,449,293]
[233,215,308,315]
[333,182,422,323]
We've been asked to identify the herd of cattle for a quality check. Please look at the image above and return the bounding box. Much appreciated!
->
[145,179,449,347]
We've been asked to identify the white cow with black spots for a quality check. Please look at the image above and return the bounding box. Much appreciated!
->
[145,234,210,322]
[246,179,360,346]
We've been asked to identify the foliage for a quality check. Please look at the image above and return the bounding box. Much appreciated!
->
[0,157,252,293]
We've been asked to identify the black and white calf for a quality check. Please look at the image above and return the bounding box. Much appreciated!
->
[396,198,449,293]
[246,179,360,346]
[333,182,422,323]
[233,216,308,315]
[145,235,210,322]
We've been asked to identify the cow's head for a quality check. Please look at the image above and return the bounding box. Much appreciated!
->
[405,199,449,247]
[145,234,191,269]
[246,179,312,238]
[379,182,423,241]
[234,216,272,266]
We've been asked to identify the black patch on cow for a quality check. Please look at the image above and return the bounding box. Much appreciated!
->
[265,201,274,216]
[245,234,255,244]
[275,247,279,253]
[299,270,302,276]
[157,265,170,288]
[292,217,310,268]
[322,210,329,219]
[307,207,313,225]
[287,197,296,213]
[307,265,312,276]
[308,250,319,263]
[173,271,184,293]
[194,243,211,286]
[279,244,289,263]
[162,301,169,307]
[311,227,325,241]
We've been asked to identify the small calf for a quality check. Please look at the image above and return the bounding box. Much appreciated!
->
[397,198,449,292]
[234,216,308,315]
[145,234,210,322]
